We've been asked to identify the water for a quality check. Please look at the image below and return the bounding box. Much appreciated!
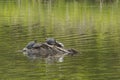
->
[0,0,120,80]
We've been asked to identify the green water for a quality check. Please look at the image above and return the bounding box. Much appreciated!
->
[0,0,120,80]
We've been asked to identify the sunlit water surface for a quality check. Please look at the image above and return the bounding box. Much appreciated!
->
[0,0,120,80]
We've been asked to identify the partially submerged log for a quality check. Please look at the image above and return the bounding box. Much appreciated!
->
[22,39,78,62]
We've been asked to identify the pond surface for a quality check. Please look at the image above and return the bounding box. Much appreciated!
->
[0,0,120,80]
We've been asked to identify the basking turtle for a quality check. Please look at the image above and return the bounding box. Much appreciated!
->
[46,38,56,45]
[46,38,64,48]
[25,40,37,49]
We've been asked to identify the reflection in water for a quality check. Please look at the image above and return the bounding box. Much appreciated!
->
[0,0,120,80]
